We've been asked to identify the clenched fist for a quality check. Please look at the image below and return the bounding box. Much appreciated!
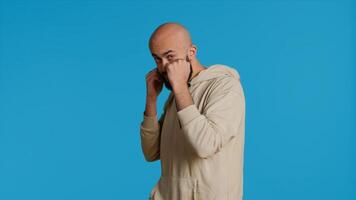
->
[166,57,191,93]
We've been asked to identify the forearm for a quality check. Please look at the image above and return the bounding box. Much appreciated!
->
[140,117,161,162]
[173,85,193,112]
[144,96,157,116]
[141,97,161,162]
[176,90,244,158]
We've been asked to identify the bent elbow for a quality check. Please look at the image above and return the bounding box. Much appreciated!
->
[143,153,160,162]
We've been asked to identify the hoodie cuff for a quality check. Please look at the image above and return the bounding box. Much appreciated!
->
[141,112,159,130]
[177,104,201,126]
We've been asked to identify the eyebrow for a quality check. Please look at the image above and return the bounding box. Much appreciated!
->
[152,50,175,57]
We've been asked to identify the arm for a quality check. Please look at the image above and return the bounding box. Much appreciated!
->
[139,96,169,162]
[176,79,245,158]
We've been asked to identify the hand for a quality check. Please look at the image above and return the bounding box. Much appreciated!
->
[166,58,191,92]
[145,68,163,101]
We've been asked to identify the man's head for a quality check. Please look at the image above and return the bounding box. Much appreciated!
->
[148,22,197,90]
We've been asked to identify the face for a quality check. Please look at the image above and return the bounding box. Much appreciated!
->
[152,51,191,91]
[149,31,194,90]
[150,41,191,91]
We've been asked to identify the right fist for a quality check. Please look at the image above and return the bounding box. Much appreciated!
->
[145,68,163,100]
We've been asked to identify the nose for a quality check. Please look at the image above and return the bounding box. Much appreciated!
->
[157,60,170,73]
[161,59,170,69]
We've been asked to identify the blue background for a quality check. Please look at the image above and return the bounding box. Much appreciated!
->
[0,0,355,199]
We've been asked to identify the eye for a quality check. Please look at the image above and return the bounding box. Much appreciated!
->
[167,54,175,60]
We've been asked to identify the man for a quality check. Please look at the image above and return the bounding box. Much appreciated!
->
[140,22,246,200]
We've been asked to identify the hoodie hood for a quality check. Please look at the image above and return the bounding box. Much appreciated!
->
[189,64,240,86]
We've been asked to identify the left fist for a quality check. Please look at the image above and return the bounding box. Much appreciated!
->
[166,58,190,91]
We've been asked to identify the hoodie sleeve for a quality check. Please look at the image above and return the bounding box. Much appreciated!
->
[140,96,170,162]
[176,78,245,158]
[139,111,165,162]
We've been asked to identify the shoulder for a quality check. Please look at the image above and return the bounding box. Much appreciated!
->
[209,74,243,96]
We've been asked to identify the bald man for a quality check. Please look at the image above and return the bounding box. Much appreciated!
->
[140,22,246,200]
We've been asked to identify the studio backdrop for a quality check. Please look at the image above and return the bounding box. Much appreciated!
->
[0,0,355,199]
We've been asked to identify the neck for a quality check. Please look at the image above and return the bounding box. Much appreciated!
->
[189,59,206,81]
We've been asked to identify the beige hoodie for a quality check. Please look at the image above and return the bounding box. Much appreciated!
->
[140,64,246,200]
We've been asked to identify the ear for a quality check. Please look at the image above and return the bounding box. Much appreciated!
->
[188,44,197,61]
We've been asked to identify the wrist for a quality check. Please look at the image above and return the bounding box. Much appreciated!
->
[173,84,189,95]
[146,95,157,103]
